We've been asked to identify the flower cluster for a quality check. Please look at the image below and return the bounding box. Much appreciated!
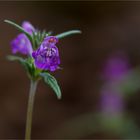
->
[11,21,60,72]
[6,19,81,99]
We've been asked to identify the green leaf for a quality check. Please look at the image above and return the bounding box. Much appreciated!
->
[7,55,25,63]
[4,20,33,45]
[40,72,62,99]
[7,55,34,79]
[7,55,30,72]
[56,30,82,39]
[41,30,47,42]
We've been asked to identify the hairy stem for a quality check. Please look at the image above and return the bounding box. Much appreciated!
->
[25,80,38,140]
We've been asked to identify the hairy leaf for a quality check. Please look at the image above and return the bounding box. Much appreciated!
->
[40,72,61,99]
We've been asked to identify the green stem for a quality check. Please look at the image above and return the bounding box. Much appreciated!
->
[25,80,38,140]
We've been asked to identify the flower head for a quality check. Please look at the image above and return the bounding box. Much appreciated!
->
[11,21,34,55]
[32,36,60,71]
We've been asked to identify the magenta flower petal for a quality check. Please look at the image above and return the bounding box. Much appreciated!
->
[11,33,33,55]
[32,36,60,71]
[22,21,35,34]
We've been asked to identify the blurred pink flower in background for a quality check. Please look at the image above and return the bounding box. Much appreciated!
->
[102,52,130,82]
[100,51,130,116]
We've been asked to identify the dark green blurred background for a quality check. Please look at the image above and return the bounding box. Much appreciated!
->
[1,1,140,139]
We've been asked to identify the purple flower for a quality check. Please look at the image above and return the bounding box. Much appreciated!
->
[32,36,60,71]
[11,34,33,55]
[11,21,34,55]
[100,52,130,117]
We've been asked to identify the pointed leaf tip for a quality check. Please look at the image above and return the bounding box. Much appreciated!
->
[56,30,82,39]
[7,55,25,62]
[4,19,33,46]
[40,72,62,99]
